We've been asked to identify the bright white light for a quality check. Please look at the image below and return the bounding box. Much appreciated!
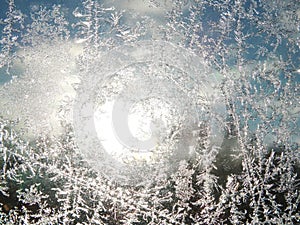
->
[73,40,226,182]
[94,97,174,163]
[94,100,156,163]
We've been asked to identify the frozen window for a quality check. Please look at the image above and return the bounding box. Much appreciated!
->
[0,0,299,224]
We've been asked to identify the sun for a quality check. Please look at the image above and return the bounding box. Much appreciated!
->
[94,99,163,163]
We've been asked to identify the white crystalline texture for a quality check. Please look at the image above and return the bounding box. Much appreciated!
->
[107,0,174,14]
[0,0,299,224]
[0,42,82,139]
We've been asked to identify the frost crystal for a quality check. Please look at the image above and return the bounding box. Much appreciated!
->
[0,0,299,224]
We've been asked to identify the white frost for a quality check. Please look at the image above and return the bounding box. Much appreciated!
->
[0,41,83,139]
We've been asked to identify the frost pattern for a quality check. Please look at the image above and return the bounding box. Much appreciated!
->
[0,0,24,72]
[0,0,299,224]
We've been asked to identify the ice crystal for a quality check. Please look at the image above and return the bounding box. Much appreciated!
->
[0,0,24,72]
[0,0,299,224]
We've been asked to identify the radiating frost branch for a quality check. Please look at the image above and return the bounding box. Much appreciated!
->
[22,5,70,46]
[73,0,147,58]
[0,0,24,73]
[73,0,112,51]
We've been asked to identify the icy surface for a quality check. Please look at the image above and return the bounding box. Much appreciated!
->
[0,0,299,224]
